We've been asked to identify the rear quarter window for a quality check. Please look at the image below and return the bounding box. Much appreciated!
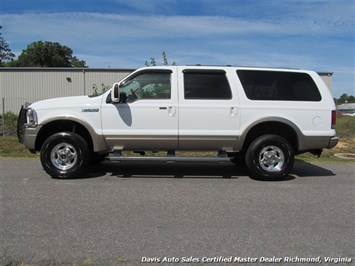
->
[237,70,322,101]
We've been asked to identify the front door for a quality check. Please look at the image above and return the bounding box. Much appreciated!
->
[101,68,178,151]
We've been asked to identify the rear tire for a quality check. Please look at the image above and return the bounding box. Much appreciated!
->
[40,132,89,178]
[245,134,294,180]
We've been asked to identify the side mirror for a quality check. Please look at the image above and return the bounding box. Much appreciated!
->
[111,83,120,103]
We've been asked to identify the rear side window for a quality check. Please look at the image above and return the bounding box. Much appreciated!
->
[184,70,232,100]
[237,70,322,101]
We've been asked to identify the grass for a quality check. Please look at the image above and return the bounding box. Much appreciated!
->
[1,116,354,163]
[0,136,39,158]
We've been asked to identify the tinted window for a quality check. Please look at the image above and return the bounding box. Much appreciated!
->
[119,70,171,102]
[237,70,321,101]
[184,70,232,100]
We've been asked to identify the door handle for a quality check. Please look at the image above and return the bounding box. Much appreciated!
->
[230,107,238,117]
[159,107,167,110]
[169,106,176,117]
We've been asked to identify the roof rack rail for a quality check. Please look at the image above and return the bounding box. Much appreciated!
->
[186,64,234,67]
[238,65,300,70]
[184,64,300,70]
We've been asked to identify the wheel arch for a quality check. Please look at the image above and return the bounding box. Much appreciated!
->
[240,119,300,154]
[35,117,106,153]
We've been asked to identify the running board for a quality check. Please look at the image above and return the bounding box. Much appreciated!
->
[107,151,232,163]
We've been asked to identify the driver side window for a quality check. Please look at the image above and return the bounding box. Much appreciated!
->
[119,71,171,103]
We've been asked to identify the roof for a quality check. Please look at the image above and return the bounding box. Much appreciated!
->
[337,103,355,110]
[0,67,135,72]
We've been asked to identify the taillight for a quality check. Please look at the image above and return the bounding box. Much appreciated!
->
[331,110,336,129]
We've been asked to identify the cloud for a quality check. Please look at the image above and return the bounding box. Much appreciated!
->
[3,9,351,67]
[4,8,351,46]
[2,3,353,97]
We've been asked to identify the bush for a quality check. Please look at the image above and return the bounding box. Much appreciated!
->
[336,115,355,138]
[0,111,18,136]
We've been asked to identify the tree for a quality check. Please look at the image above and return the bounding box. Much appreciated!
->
[145,51,176,66]
[70,56,87,68]
[335,93,355,104]
[8,41,87,67]
[0,26,15,66]
[339,93,349,104]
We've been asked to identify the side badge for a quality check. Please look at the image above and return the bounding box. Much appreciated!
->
[82,108,99,112]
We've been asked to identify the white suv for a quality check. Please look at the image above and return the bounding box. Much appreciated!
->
[18,66,339,180]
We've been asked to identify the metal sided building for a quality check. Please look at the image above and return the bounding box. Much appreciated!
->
[0,68,134,113]
[317,72,333,93]
[1,68,333,114]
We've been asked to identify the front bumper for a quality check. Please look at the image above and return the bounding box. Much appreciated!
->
[328,136,339,149]
[23,125,42,152]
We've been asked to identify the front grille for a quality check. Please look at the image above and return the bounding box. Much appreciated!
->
[17,105,27,143]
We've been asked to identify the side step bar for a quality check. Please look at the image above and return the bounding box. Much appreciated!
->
[106,151,233,163]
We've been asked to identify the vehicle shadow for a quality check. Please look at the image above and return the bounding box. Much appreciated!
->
[291,159,336,178]
[81,159,336,180]
[86,161,246,179]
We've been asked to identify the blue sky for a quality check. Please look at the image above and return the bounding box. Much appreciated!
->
[1,0,354,97]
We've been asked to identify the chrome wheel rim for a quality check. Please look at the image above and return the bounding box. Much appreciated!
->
[259,145,284,172]
[50,143,77,171]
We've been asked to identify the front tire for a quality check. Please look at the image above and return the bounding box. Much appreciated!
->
[245,134,294,180]
[40,132,89,178]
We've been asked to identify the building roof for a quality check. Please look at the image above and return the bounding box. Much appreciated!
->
[337,103,355,110]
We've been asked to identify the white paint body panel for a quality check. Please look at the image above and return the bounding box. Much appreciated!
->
[24,66,337,153]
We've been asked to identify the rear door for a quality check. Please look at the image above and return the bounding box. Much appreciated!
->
[177,67,240,151]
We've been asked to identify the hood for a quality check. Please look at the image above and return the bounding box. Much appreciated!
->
[29,95,103,110]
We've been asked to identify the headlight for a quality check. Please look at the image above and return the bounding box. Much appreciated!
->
[26,108,38,126]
